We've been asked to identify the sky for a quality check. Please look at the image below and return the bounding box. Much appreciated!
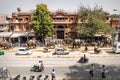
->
[0,0,120,15]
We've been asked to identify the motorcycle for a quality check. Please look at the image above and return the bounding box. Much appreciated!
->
[0,66,9,79]
[13,74,21,80]
[94,47,101,54]
[78,57,89,63]
[29,75,35,80]
[30,65,44,72]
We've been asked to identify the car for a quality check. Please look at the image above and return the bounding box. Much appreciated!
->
[16,48,32,55]
[0,51,4,55]
[53,48,69,55]
[113,42,120,54]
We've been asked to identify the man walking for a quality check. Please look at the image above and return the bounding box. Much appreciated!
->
[89,64,94,78]
[101,65,106,79]
[51,69,56,80]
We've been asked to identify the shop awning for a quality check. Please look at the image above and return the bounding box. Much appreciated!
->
[28,32,35,36]
[0,32,12,37]
[10,32,28,38]
[94,34,102,37]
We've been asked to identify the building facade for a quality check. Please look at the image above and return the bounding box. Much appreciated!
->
[0,9,118,40]
[50,10,79,39]
[11,11,32,32]
[50,10,112,39]
[110,18,120,41]
[110,18,120,31]
[0,15,11,32]
[0,10,34,44]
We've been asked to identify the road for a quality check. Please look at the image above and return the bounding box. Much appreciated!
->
[0,51,120,80]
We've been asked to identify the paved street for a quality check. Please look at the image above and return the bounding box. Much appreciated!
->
[0,48,120,80]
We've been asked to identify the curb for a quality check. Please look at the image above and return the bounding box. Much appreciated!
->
[15,53,120,58]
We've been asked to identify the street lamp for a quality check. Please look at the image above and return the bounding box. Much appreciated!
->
[113,9,120,44]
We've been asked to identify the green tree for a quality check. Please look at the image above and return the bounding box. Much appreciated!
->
[111,14,120,18]
[76,5,113,38]
[30,4,53,41]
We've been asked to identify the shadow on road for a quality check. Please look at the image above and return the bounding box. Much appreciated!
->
[65,63,120,80]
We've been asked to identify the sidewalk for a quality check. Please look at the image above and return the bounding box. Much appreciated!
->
[14,47,120,58]
[1,45,112,52]
[2,46,120,58]
[0,46,112,52]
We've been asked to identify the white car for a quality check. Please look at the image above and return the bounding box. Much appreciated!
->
[53,48,69,55]
[113,42,120,54]
[16,48,32,55]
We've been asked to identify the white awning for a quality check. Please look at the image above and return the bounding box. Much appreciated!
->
[94,34,102,37]
[0,32,12,37]
[10,32,27,38]
[28,32,35,36]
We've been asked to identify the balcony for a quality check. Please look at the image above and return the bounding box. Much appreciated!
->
[53,21,77,24]
[53,28,71,31]
[0,27,8,31]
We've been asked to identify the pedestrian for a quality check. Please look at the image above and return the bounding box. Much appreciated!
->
[101,65,106,79]
[89,64,94,78]
[51,69,56,80]
[44,75,49,80]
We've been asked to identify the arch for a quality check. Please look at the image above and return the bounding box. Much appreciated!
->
[56,26,64,39]
[57,26,64,28]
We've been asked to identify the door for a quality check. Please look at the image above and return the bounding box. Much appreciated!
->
[56,26,64,39]
[57,31,64,39]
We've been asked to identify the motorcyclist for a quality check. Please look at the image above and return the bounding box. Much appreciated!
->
[31,61,41,71]
[84,45,89,52]
[40,61,44,71]
[83,54,88,62]
[79,54,88,63]
[1,66,7,73]
[94,46,101,54]
[37,61,42,71]
[37,61,44,71]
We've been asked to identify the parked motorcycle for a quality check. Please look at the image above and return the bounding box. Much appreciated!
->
[13,74,21,80]
[29,75,35,80]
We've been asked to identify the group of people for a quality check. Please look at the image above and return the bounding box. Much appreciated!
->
[14,68,56,80]
[35,69,56,80]
[33,61,56,80]
[89,64,106,79]
[36,69,56,80]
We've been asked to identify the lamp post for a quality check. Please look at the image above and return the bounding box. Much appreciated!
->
[113,9,120,44]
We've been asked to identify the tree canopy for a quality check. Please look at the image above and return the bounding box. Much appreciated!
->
[76,5,113,38]
[111,14,120,18]
[30,4,53,41]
